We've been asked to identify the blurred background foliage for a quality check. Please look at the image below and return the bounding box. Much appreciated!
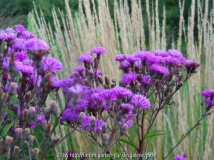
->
[1,0,212,40]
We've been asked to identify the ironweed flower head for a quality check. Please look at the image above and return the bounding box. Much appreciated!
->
[120,60,130,71]
[24,38,49,53]
[154,50,169,57]
[15,52,28,61]
[41,56,63,74]
[142,75,151,85]
[15,25,27,33]
[131,94,151,109]
[174,155,188,160]
[201,89,214,98]
[111,87,132,99]
[122,72,138,84]
[168,49,183,59]
[15,61,34,76]
[115,54,125,62]
[78,53,93,64]
[125,55,138,64]
[149,64,169,75]
[74,66,85,73]
[91,46,106,55]
[134,51,153,61]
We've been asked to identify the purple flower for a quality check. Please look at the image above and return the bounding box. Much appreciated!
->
[68,84,83,98]
[149,64,169,75]
[4,28,17,42]
[134,51,153,61]
[81,115,93,131]
[120,103,134,115]
[142,75,151,85]
[78,53,93,63]
[42,57,63,74]
[122,72,138,84]
[165,56,181,66]
[24,38,49,53]
[115,54,125,62]
[154,50,169,57]
[15,52,28,61]
[68,99,88,112]
[37,114,46,125]
[120,60,130,70]
[118,118,133,127]
[125,55,138,64]
[2,57,10,69]
[95,119,104,132]
[184,60,200,70]
[60,108,80,124]
[168,49,183,58]
[131,94,151,109]
[135,60,142,69]
[74,66,85,73]
[29,74,42,87]
[50,77,60,88]
[12,38,26,51]
[19,31,36,40]
[15,61,34,75]
[111,87,132,99]
[57,78,74,88]
[93,70,102,76]
[91,47,106,55]
[99,90,117,101]
[15,25,27,33]
[146,55,165,64]
[0,30,7,42]
[174,155,188,160]
[201,90,214,98]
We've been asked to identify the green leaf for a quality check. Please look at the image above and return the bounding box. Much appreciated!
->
[179,134,185,142]
[119,139,137,150]
[105,115,110,121]
[199,123,212,126]
[2,121,14,137]
[100,158,111,160]
[53,115,59,129]
[2,108,17,117]
[144,132,166,140]
[161,106,171,110]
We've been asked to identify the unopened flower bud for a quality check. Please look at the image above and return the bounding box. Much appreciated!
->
[15,128,23,139]
[40,72,52,88]
[111,83,116,88]
[33,148,40,155]
[29,107,36,118]
[25,92,31,102]
[5,136,13,145]
[22,109,29,121]
[24,128,30,140]
[94,58,99,69]
[9,82,17,95]
[90,116,96,129]
[44,122,52,136]
[97,75,103,84]
[12,146,19,158]
[104,76,109,85]
[102,123,107,134]
[183,153,187,158]
[9,52,16,76]
[83,78,89,86]
[44,107,50,121]
[120,124,128,135]
[50,100,58,115]
[29,135,34,146]
[102,134,109,147]
[176,81,184,90]
[50,135,61,147]
[77,112,85,125]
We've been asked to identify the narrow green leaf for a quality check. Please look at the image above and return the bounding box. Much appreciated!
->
[100,158,111,160]
[2,121,14,137]
[119,139,137,150]
[144,132,166,140]
[161,106,171,110]
[199,123,212,126]
[179,134,185,142]
[3,108,17,117]
[53,115,59,129]
[105,115,110,121]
